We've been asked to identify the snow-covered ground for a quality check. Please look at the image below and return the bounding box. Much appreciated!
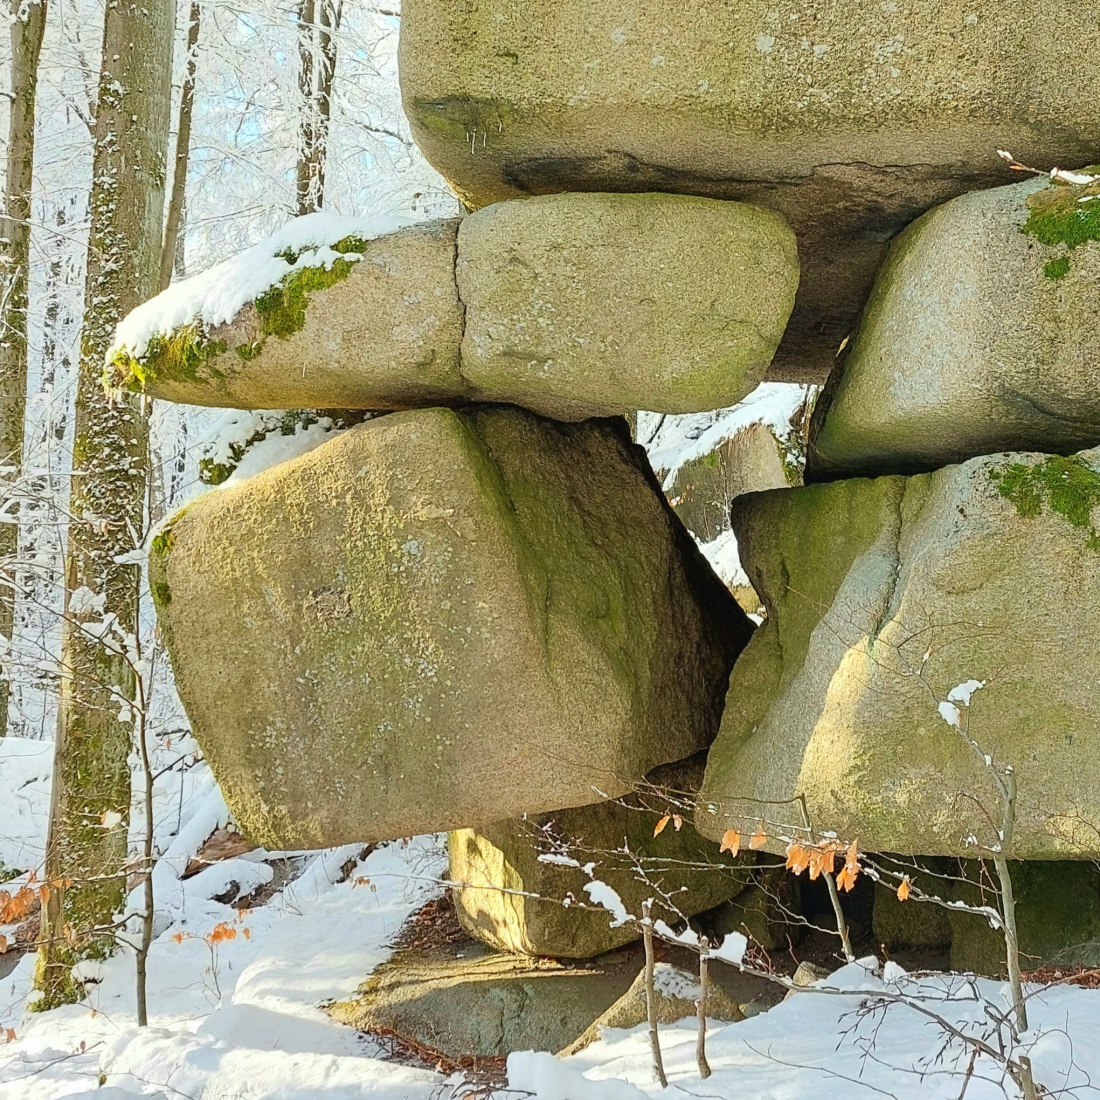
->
[4,732,1100,1100]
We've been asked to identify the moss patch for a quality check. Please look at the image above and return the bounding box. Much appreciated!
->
[1022,176,1100,278]
[1043,255,1071,280]
[989,455,1100,549]
[104,324,228,394]
[108,236,372,394]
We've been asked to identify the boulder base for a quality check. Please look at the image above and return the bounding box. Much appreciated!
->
[329,939,638,1059]
[560,963,744,1056]
[451,754,752,959]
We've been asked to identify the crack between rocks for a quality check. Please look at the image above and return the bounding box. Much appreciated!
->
[866,480,907,645]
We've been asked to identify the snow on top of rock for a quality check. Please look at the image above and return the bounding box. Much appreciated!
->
[110,212,417,362]
[642,381,813,488]
[653,963,702,1001]
[694,527,752,590]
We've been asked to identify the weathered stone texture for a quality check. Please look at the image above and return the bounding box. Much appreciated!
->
[451,754,752,959]
[810,176,1100,479]
[697,447,1100,858]
[153,406,751,849]
[399,0,1100,381]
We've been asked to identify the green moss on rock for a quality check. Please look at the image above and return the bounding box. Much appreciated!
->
[1044,255,1071,280]
[108,235,372,395]
[104,324,228,394]
[989,455,1100,548]
[1022,177,1100,277]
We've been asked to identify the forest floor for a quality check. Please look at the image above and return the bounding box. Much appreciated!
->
[5,735,1100,1099]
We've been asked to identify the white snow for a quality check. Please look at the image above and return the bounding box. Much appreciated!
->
[652,963,701,1001]
[709,930,748,966]
[694,526,752,589]
[508,960,1100,1099]
[938,700,963,728]
[948,679,986,706]
[582,880,634,928]
[225,418,345,484]
[109,212,417,362]
[641,381,812,488]
[7,745,1100,1100]
[0,737,52,875]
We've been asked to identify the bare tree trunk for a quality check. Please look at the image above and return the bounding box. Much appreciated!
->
[0,0,48,736]
[160,1,201,292]
[696,949,711,1079]
[641,900,668,1088]
[295,0,317,216]
[36,0,174,1010]
[295,0,341,215]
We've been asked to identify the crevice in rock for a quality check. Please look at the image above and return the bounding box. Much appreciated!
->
[866,480,907,645]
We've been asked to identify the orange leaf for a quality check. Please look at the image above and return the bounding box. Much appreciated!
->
[243,927,252,940]
[172,932,185,944]
[653,814,671,838]
[807,850,823,881]
[836,863,859,892]
[4,1028,15,1044]
[749,822,768,850]
[719,829,741,856]
[785,844,811,875]
[897,878,911,902]
[0,935,7,954]
[819,847,836,877]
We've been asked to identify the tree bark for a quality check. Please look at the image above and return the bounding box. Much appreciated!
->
[36,0,174,1010]
[160,1,201,292]
[295,0,341,215]
[0,0,48,736]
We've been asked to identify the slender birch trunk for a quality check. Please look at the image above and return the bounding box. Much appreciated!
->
[0,0,48,735]
[36,0,174,1010]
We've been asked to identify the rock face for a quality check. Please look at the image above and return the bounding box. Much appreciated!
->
[152,406,751,849]
[110,219,467,410]
[329,939,639,1059]
[696,446,1100,859]
[644,383,813,615]
[450,754,752,959]
[398,0,1100,381]
[559,963,744,1056]
[809,176,1100,480]
[111,194,798,421]
[456,193,798,420]
[948,862,1100,975]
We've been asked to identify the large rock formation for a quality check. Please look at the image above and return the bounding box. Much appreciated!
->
[398,0,1100,381]
[450,754,751,959]
[109,195,798,420]
[456,193,798,420]
[696,446,1100,858]
[948,861,1100,974]
[809,175,1100,479]
[152,406,751,849]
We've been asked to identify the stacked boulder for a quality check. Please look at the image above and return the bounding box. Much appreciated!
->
[120,0,1100,1023]
[119,193,796,963]
[697,170,1100,971]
